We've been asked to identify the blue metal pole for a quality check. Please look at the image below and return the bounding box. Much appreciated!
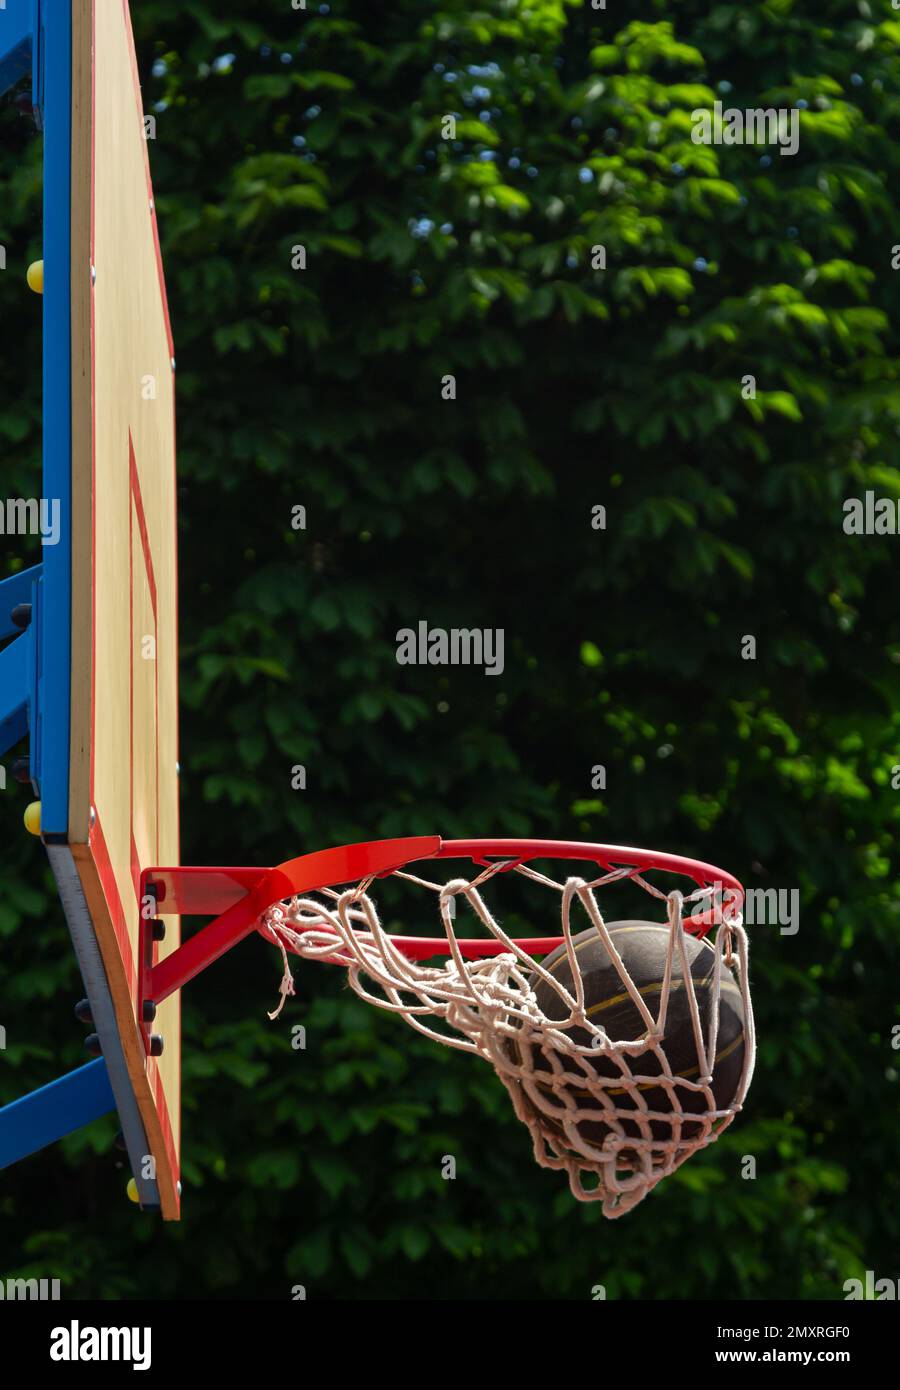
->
[36,0,73,834]
[0,1059,116,1169]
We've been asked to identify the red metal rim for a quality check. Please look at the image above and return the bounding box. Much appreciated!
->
[429,838,743,898]
[147,836,744,998]
[279,837,744,962]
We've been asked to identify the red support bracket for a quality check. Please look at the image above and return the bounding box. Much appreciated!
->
[142,837,442,1006]
[144,865,268,917]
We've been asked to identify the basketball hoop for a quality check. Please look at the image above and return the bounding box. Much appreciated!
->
[136,838,753,1217]
[252,838,754,1218]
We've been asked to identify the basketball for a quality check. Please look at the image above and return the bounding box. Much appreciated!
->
[510,921,747,1162]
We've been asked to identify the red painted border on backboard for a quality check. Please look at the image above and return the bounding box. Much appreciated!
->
[129,431,161,906]
[90,813,137,997]
[121,0,182,1181]
[121,0,174,361]
[129,434,158,621]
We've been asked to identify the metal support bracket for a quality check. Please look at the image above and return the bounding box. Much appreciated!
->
[142,837,442,1007]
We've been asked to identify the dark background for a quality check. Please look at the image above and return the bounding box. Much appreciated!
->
[2,0,899,1299]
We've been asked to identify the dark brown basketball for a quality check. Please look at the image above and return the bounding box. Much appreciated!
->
[509,921,747,1163]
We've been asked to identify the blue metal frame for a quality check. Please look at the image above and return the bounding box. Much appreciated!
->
[0,3,111,1181]
[0,631,30,751]
[36,0,72,836]
[0,1060,116,1170]
[0,1,71,829]
[0,564,40,641]
[0,566,40,761]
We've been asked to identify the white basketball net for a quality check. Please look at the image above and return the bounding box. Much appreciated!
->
[258,858,756,1218]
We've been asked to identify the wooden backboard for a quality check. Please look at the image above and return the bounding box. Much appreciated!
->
[66,0,180,1219]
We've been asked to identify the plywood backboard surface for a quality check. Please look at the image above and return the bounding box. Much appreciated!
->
[69,0,181,1218]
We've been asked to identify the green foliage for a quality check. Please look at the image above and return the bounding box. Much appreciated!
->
[1,0,899,1300]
